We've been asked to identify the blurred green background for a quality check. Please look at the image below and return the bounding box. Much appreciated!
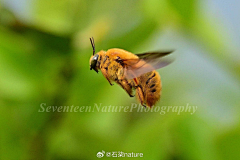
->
[0,0,240,159]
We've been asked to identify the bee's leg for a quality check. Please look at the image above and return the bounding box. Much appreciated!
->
[117,80,134,97]
[100,68,113,86]
[133,78,146,107]
[136,86,146,108]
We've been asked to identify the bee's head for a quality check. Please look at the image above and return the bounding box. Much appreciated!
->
[89,54,99,73]
[89,37,99,73]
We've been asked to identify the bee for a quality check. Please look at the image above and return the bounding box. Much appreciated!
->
[89,37,172,108]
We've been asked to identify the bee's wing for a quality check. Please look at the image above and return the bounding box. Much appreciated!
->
[136,51,173,60]
[122,51,173,79]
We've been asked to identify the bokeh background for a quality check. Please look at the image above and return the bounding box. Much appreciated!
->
[0,0,240,159]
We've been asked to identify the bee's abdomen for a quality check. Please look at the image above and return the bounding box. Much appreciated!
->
[141,71,162,107]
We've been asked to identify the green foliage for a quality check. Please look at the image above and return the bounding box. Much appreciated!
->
[0,0,239,159]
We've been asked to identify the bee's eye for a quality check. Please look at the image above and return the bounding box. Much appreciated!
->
[90,54,99,70]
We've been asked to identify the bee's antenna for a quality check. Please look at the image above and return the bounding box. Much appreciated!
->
[90,37,95,55]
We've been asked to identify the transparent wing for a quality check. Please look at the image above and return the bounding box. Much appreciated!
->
[136,51,173,60]
[122,51,173,79]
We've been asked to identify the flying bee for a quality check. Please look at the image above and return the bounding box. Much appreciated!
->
[89,37,173,108]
